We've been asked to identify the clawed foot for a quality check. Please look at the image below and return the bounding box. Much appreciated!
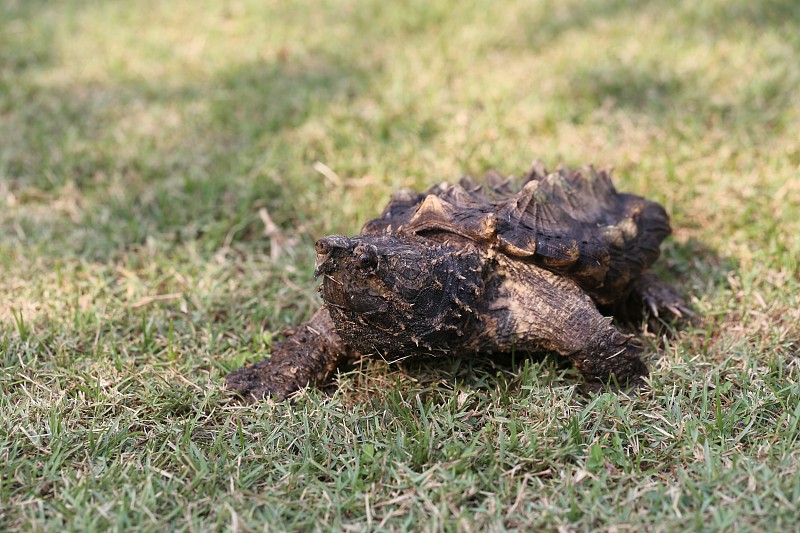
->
[225,359,305,402]
[572,324,650,397]
[629,273,695,335]
[225,307,353,403]
[641,282,694,319]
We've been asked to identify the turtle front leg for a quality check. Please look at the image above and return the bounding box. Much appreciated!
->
[570,316,649,390]
[225,306,354,402]
[486,262,648,389]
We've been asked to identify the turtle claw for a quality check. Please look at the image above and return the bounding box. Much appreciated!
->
[225,308,353,403]
[645,295,661,317]
[225,359,303,402]
[637,273,692,322]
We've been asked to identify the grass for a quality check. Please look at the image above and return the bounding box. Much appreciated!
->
[1,0,799,530]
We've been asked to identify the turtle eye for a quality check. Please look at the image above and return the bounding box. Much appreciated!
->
[353,242,378,270]
[359,252,377,269]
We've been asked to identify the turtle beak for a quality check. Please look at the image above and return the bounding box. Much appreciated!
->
[314,235,354,278]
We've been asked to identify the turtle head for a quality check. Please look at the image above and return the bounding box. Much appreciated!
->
[314,234,430,314]
[313,233,484,355]
[314,235,378,280]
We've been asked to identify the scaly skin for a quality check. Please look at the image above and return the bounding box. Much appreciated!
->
[478,256,648,387]
[227,234,653,401]
[322,235,648,388]
[226,165,687,401]
[225,307,353,401]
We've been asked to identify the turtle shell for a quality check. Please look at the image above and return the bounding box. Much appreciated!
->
[361,163,671,305]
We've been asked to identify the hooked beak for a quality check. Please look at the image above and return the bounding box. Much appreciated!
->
[314,235,354,278]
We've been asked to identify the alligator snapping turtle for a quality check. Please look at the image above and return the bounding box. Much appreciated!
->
[226,163,687,401]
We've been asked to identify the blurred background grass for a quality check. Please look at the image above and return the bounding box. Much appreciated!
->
[1,0,799,531]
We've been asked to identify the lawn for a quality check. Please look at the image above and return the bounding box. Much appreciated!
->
[1,0,799,531]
